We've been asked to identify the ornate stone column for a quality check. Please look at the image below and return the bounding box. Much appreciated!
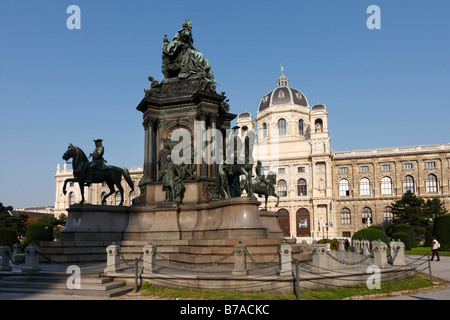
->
[210,114,219,178]
[197,112,208,179]
[141,117,156,185]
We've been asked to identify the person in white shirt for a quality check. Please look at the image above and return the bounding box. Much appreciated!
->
[431,236,440,261]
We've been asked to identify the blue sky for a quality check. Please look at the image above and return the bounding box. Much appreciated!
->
[1,0,449,209]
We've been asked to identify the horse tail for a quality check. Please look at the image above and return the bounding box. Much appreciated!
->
[122,167,134,191]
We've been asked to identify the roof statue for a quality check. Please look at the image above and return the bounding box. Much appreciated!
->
[161,19,216,92]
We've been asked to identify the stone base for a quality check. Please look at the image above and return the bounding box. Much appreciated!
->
[42,198,290,264]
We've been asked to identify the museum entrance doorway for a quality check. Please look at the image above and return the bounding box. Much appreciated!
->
[296,208,310,237]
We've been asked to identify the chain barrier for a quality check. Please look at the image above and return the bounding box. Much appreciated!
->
[244,245,279,270]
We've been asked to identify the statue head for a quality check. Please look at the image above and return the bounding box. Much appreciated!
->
[182,19,192,30]
[94,139,103,146]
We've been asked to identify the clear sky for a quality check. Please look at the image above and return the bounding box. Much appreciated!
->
[1,0,449,209]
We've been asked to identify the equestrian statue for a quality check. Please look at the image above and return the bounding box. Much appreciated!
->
[61,140,134,206]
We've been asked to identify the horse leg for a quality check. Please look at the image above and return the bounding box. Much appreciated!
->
[116,182,124,206]
[102,181,116,205]
[78,181,85,204]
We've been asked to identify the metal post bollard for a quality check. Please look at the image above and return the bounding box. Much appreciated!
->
[277,240,292,276]
[232,241,248,276]
[143,242,155,274]
[23,243,41,272]
[0,246,12,271]
[372,240,388,268]
[104,242,121,274]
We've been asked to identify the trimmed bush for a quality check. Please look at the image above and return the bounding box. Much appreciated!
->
[352,227,389,245]
[0,227,18,249]
[22,221,53,249]
[433,214,450,251]
[392,224,417,248]
[392,231,411,250]
[424,225,434,247]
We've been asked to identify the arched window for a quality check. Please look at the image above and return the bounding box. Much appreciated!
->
[339,179,350,197]
[278,118,286,136]
[277,209,290,237]
[426,174,438,193]
[298,119,304,135]
[360,178,370,196]
[315,119,323,133]
[362,207,372,224]
[381,176,392,195]
[278,179,287,197]
[383,206,393,223]
[341,208,351,225]
[403,175,415,193]
[297,179,307,196]
[262,123,267,139]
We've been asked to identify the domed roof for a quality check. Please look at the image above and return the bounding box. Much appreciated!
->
[258,69,308,113]
[311,104,326,112]
[237,111,252,119]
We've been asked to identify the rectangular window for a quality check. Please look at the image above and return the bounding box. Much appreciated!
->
[360,165,369,172]
[298,166,305,173]
[339,167,348,173]
[342,232,351,237]
[403,163,413,170]
[426,161,436,168]
[382,164,390,171]
[278,168,285,174]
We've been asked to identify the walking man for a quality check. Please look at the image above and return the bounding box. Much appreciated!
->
[431,236,440,261]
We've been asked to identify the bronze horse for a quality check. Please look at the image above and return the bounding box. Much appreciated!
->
[62,144,134,206]
[240,172,279,210]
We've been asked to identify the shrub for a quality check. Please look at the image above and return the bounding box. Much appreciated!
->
[392,231,411,250]
[392,224,417,248]
[0,227,18,249]
[352,227,389,245]
[433,214,450,251]
[22,221,53,249]
[424,225,434,247]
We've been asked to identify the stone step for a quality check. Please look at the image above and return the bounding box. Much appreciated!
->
[0,274,133,297]
[0,285,134,298]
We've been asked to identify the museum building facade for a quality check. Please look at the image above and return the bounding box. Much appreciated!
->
[54,71,450,241]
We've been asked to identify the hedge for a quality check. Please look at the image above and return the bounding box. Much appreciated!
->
[392,224,417,248]
[424,225,434,247]
[22,221,54,249]
[0,227,18,249]
[433,214,450,251]
[392,231,411,250]
[352,227,390,245]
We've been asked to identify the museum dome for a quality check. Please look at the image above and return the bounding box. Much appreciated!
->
[258,69,309,113]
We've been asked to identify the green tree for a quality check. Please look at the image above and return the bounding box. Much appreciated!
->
[0,203,28,238]
[391,191,427,227]
[424,197,448,221]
